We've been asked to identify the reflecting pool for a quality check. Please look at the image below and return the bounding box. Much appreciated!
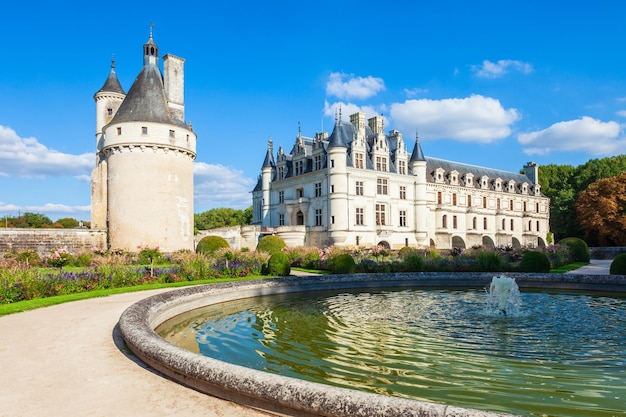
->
[157,288,626,416]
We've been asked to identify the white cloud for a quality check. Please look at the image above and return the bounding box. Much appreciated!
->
[323,101,389,126]
[473,59,534,79]
[0,202,91,221]
[404,87,428,98]
[0,125,92,178]
[517,116,625,156]
[194,162,255,211]
[390,95,520,143]
[617,110,626,117]
[325,72,385,100]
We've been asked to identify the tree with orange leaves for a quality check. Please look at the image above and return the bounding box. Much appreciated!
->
[575,172,626,246]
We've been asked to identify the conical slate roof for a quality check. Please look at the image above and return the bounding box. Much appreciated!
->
[410,139,426,162]
[96,61,125,95]
[262,147,275,168]
[110,63,172,124]
[327,121,354,149]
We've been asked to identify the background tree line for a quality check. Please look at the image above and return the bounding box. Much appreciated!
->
[194,206,253,231]
[539,154,626,246]
[0,213,88,229]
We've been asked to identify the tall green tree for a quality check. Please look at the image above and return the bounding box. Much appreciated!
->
[9,212,53,228]
[539,164,577,239]
[195,206,253,230]
[56,218,80,228]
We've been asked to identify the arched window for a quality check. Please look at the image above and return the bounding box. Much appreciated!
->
[296,211,304,225]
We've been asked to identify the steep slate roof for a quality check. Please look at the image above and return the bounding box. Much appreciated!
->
[110,63,178,125]
[262,147,276,168]
[410,140,426,162]
[327,121,354,148]
[96,60,125,95]
[425,156,531,185]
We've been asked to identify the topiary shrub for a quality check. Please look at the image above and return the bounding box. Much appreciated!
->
[398,246,418,259]
[329,253,356,274]
[196,235,230,255]
[519,251,551,273]
[403,254,425,272]
[558,237,590,263]
[266,252,291,276]
[256,235,286,255]
[610,253,626,275]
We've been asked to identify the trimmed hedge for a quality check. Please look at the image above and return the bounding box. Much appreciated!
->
[329,253,356,274]
[266,252,291,276]
[196,235,230,255]
[398,246,419,259]
[610,253,626,275]
[558,237,590,263]
[256,235,286,255]
[519,251,551,273]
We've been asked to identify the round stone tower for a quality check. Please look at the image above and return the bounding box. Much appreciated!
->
[91,31,197,252]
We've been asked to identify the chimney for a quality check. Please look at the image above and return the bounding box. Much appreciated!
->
[163,54,185,122]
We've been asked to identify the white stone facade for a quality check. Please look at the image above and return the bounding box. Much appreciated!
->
[91,34,196,253]
[252,112,550,250]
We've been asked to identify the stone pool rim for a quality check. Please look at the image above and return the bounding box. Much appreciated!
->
[118,272,626,417]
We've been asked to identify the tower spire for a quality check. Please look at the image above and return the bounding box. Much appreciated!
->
[143,24,158,66]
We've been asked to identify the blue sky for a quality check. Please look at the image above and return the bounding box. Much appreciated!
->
[1,1,626,221]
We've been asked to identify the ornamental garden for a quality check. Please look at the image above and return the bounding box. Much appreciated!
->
[2,234,614,306]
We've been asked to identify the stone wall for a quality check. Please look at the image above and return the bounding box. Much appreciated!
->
[195,225,261,250]
[0,229,107,256]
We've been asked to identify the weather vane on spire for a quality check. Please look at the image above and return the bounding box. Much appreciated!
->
[149,22,154,38]
[268,137,273,152]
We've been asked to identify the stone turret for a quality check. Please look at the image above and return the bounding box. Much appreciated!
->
[409,132,428,245]
[91,31,197,252]
[261,139,275,226]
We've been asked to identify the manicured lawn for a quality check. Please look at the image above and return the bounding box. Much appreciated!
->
[550,262,589,273]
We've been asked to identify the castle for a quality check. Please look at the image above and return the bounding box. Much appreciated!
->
[91,31,196,252]
[252,112,550,250]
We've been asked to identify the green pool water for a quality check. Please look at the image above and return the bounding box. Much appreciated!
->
[157,288,626,417]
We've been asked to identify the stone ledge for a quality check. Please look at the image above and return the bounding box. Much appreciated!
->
[119,273,626,417]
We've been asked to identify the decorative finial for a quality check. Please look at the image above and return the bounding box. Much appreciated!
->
[338,104,343,124]
[298,121,302,137]
[111,54,115,69]
[268,137,273,152]
[149,22,154,39]
[415,128,419,142]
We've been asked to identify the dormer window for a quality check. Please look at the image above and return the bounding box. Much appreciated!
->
[508,180,516,193]
[521,183,528,194]
[495,178,502,191]
[376,156,387,171]
[481,176,489,189]
[465,174,474,188]
[450,170,459,185]
[435,168,446,183]
[354,153,364,169]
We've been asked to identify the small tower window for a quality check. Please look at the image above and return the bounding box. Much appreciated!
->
[117,127,122,135]
[107,108,113,116]
[142,126,148,135]
[169,130,175,138]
